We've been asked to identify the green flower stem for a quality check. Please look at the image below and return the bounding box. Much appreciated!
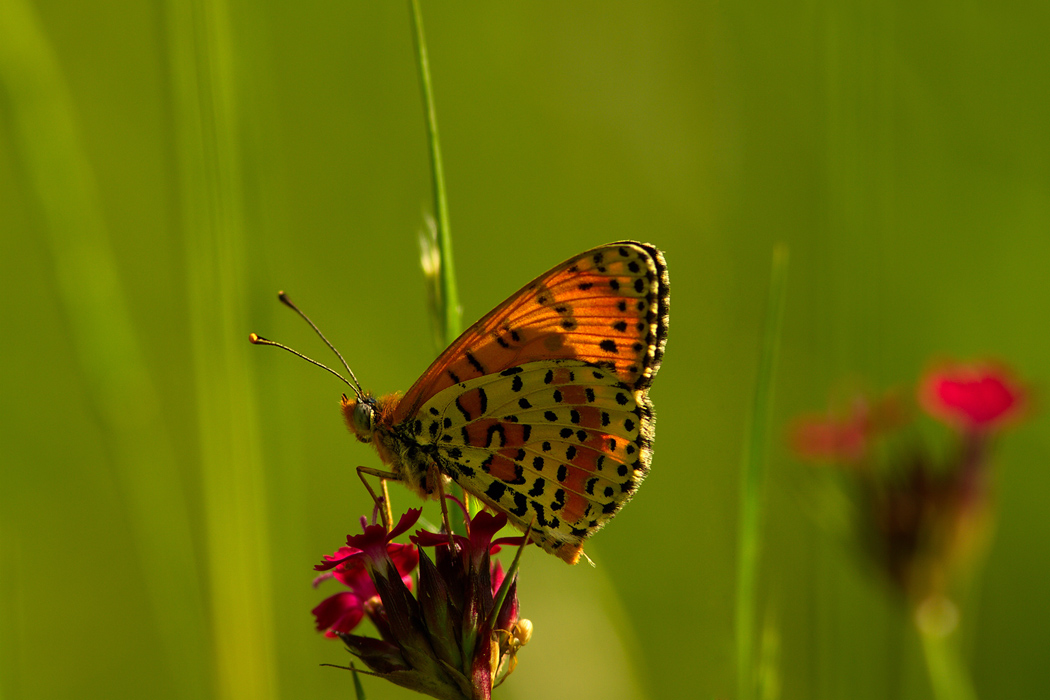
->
[736,246,789,700]
[921,625,978,700]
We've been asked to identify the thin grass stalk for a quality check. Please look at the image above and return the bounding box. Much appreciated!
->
[0,2,209,697]
[165,1,278,698]
[351,662,368,700]
[409,0,472,528]
[736,246,789,700]
[409,0,460,345]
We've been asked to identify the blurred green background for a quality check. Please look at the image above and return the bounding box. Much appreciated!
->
[3,2,1049,699]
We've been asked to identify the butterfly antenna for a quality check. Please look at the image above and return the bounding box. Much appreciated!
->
[249,333,359,395]
[275,291,366,397]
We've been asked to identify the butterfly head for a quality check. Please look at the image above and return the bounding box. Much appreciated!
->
[341,394,377,443]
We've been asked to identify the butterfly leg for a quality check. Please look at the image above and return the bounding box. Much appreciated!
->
[356,465,399,531]
[428,461,457,548]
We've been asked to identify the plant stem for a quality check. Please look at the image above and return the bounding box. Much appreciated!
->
[0,2,209,696]
[736,245,789,700]
[410,0,460,344]
[919,608,978,700]
[167,1,279,698]
[409,0,469,529]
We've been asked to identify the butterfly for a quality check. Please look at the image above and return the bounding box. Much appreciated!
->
[256,241,669,564]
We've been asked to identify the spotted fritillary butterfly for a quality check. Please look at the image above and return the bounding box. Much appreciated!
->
[261,241,669,564]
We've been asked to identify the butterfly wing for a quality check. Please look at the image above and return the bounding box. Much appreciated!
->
[393,241,669,423]
[392,241,669,563]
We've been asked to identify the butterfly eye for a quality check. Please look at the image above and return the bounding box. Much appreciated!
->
[352,401,375,439]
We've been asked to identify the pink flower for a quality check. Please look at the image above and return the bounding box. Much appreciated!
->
[312,511,420,637]
[315,509,422,576]
[311,559,373,637]
[313,505,531,699]
[410,506,529,697]
[412,507,524,569]
[791,359,1031,606]
[919,361,1027,433]
[789,394,904,465]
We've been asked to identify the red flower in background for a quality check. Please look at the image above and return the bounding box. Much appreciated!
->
[790,359,1030,608]
[790,394,905,464]
[919,361,1027,433]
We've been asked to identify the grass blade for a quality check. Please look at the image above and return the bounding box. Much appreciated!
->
[410,0,460,345]
[409,0,472,526]
[164,1,278,698]
[0,1,208,696]
[736,245,789,700]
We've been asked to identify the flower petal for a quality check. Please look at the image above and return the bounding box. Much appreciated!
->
[387,508,424,540]
[312,591,366,634]
[920,362,1026,432]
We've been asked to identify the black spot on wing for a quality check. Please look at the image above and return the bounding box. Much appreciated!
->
[510,492,528,517]
[465,352,485,375]
[485,424,507,448]
[485,481,507,502]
